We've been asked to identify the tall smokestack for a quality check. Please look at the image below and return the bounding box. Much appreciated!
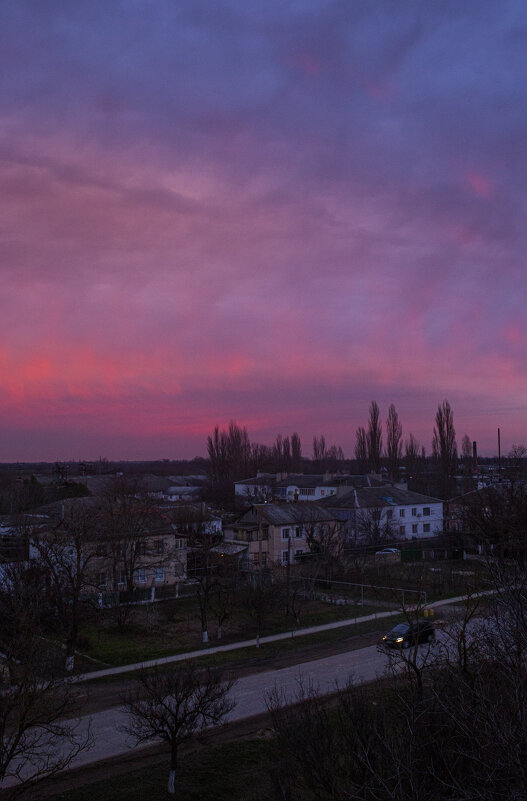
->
[472,441,477,468]
[498,428,501,472]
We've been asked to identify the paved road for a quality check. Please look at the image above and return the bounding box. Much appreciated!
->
[7,639,394,787]
[6,593,491,789]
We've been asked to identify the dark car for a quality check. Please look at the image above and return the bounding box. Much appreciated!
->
[382,619,435,648]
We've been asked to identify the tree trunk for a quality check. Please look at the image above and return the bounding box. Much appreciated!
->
[168,745,178,795]
[65,636,75,673]
[217,625,222,640]
[202,628,209,644]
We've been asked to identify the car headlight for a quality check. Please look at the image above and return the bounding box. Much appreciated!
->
[395,637,404,643]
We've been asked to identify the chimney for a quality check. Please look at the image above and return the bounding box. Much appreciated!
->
[472,441,478,467]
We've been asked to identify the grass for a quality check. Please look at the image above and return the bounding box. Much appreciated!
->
[84,616,392,686]
[49,738,274,801]
[78,599,390,668]
[75,559,483,670]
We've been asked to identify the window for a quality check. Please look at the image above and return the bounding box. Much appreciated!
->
[300,488,315,496]
[282,527,291,540]
[282,550,289,564]
[412,524,418,534]
[155,540,164,555]
[399,525,405,535]
[295,549,304,559]
[423,507,431,516]
[154,567,165,582]
[412,508,417,517]
[136,568,147,584]
[386,510,393,520]
[118,571,126,586]
[137,542,147,557]
[423,523,431,533]
[295,526,302,538]
[175,538,185,550]
[399,509,405,518]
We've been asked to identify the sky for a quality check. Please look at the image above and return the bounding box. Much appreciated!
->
[1,0,526,461]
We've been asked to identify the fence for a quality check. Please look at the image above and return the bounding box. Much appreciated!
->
[306,577,427,609]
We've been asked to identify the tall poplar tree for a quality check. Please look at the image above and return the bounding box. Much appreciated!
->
[367,401,383,473]
[386,404,403,480]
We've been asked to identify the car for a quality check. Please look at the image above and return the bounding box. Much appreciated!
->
[375,547,401,558]
[375,547,400,554]
[382,619,435,648]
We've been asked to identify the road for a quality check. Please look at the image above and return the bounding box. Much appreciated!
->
[6,596,486,790]
[6,638,395,788]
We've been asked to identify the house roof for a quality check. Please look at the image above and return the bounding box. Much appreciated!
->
[237,504,338,526]
[323,486,441,509]
[274,474,334,488]
[235,474,275,486]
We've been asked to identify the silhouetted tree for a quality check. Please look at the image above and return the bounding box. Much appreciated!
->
[0,563,91,794]
[32,503,102,672]
[405,433,421,474]
[291,432,302,472]
[367,401,383,473]
[386,404,403,480]
[123,664,235,796]
[354,426,368,473]
[432,399,458,496]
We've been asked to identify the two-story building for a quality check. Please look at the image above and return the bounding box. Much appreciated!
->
[322,486,443,544]
[224,503,345,568]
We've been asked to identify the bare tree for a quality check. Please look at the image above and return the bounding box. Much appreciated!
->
[0,564,91,795]
[367,400,383,473]
[312,434,327,463]
[123,664,235,796]
[386,403,403,480]
[354,426,368,473]
[354,505,397,547]
[174,507,224,644]
[432,399,458,496]
[100,477,163,592]
[404,432,421,474]
[243,574,282,648]
[32,503,102,672]
[291,432,302,472]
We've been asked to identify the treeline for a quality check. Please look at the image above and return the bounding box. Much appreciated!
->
[207,399,469,495]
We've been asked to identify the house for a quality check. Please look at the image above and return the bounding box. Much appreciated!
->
[234,474,275,504]
[273,474,340,502]
[235,472,393,505]
[224,503,344,568]
[27,497,188,595]
[322,486,443,544]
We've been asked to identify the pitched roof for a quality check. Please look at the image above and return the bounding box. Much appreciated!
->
[237,503,338,526]
[323,486,441,509]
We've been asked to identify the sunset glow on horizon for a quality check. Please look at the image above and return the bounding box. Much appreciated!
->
[1,1,526,461]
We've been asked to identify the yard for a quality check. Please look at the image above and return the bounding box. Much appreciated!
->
[74,556,486,669]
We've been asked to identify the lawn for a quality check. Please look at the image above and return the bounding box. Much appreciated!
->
[77,596,390,668]
[49,739,274,801]
[75,560,484,669]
